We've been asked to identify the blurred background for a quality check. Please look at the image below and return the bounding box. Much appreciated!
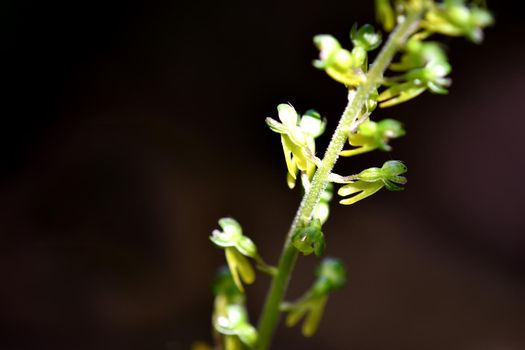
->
[1,0,524,349]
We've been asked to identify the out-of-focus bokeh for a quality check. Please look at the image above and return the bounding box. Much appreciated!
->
[1,0,524,349]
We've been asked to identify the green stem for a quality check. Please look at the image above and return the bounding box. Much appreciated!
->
[256,11,423,350]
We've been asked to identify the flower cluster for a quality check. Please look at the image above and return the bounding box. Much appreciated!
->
[205,1,493,348]
[376,1,492,107]
[423,0,494,43]
[379,37,452,107]
[283,258,346,337]
[313,24,382,87]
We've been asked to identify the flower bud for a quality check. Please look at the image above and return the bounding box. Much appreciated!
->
[312,258,347,295]
[292,219,325,257]
[351,24,382,51]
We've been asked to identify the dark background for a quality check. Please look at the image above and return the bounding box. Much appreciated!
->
[1,0,524,349]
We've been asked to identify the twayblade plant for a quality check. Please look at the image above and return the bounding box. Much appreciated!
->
[198,1,493,349]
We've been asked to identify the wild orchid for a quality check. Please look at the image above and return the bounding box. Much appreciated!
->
[201,1,493,349]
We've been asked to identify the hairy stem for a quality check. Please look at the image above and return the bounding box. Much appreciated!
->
[256,11,423,350]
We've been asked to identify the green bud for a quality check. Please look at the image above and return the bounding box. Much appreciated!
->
[380,160,408,191]
[312,258,347,295]
[351,24,382,51]
[381,160,407,177]
[292,219,325,257]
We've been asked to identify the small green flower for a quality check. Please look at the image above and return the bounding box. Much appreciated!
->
[214,304,258,348]
[379,38,452,107]
[284,258,346,337]
[266,104,325,189]
[313,35,366,87]
[314,24,381,87]
[311,258,347,296]
[389,39,448,72]
[423,0,494,43]
[210,218,257,292]
[292,219,325,257]
[338,160,407,205]
[341,119,405,157]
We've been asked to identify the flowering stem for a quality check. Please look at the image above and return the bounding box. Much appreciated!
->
[256,10,423,350]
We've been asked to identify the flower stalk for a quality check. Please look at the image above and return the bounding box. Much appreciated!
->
[203,2,493,349]
[255,9,424,349]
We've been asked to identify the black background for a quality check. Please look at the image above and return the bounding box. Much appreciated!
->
[1,1,524,349]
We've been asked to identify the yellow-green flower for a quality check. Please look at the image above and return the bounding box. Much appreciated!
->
[313,25,381,87]
[284,258,346,337]
[266,104,325,189]
[423,0,494,43]
[215,304,258,348]
[210,218,257,292]
[212,268,257,350]
[341,119,405,157]
[338,160,407,205]
[379,38,452,107]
